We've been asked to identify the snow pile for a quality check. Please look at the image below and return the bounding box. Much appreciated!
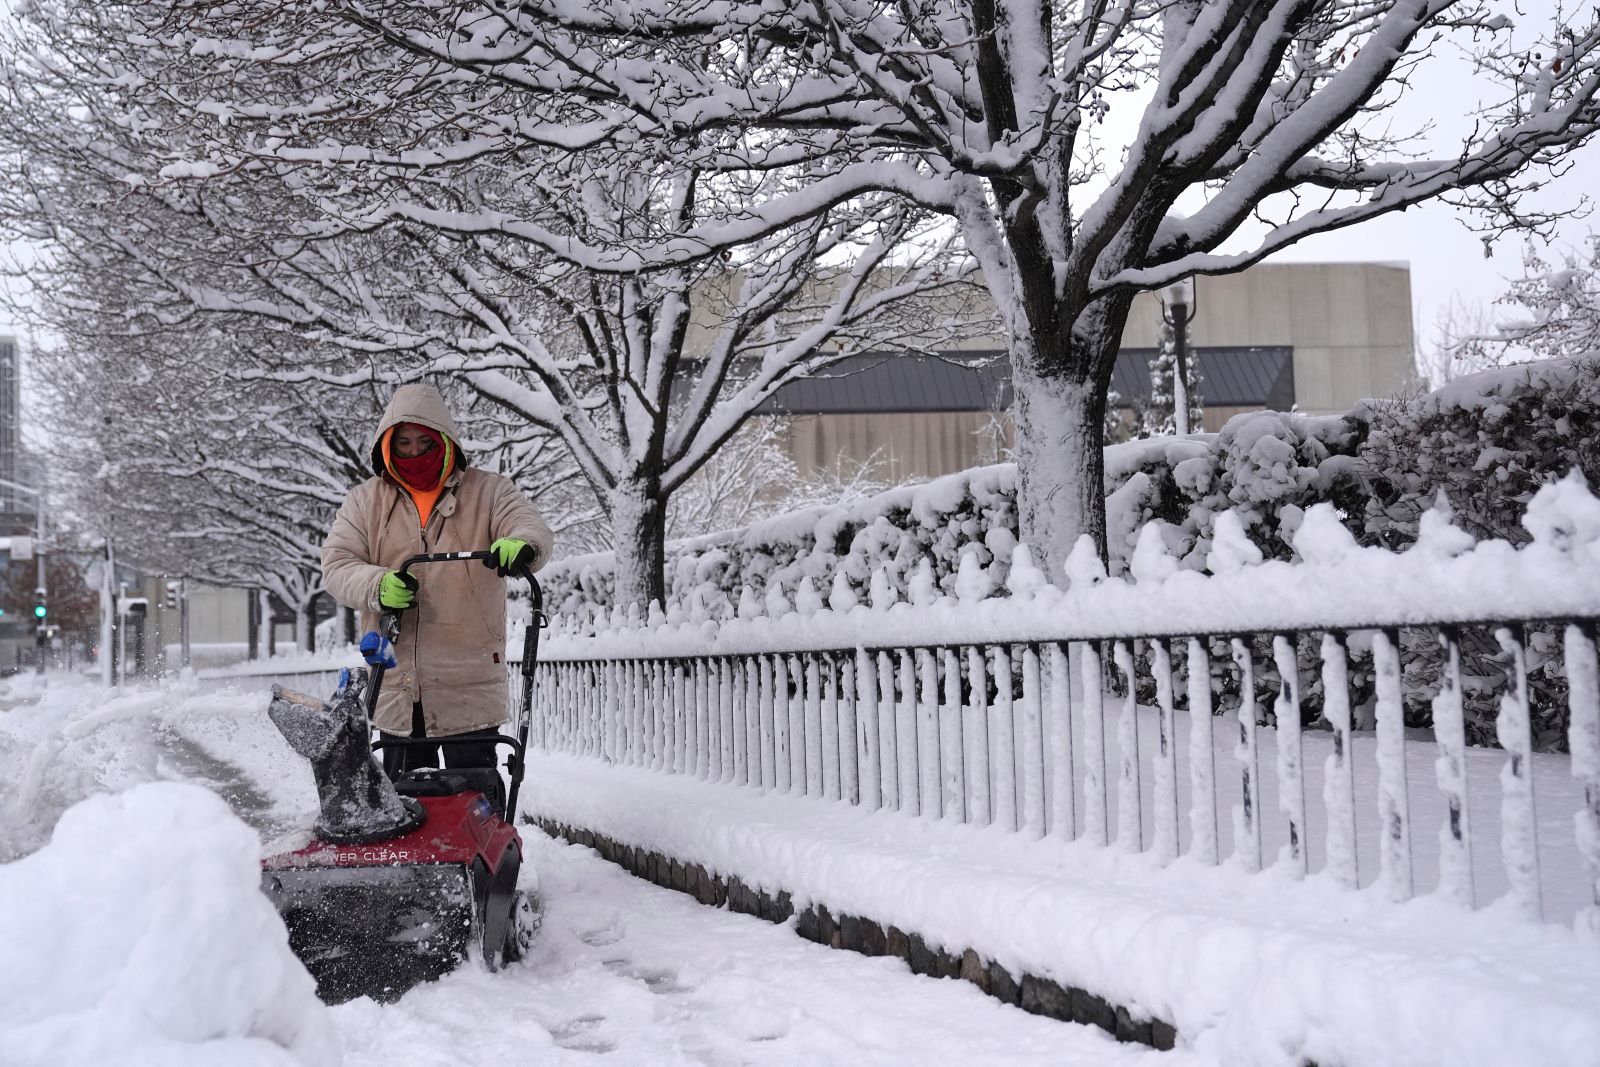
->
[0,673,318,861]
[0,782,337,1067]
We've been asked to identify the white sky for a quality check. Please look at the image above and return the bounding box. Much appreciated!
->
[1258,0,1600,358]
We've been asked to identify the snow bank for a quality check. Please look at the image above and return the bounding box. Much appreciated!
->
[521,750,1600,1067]
[0,782,337,1066]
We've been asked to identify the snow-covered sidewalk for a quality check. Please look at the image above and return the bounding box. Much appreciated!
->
[334,829,1201,1067]
[520,748,1600,1067]
[0,672,1211,1066]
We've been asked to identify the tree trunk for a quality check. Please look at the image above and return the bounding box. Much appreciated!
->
[1011,359,1109,585]
[609,478,668,611]
[298,599,316,655]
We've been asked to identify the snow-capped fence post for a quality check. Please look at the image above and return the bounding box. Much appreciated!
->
[839,654,860,805]
[992,645,1018,832]
[1374,628,1414,902]
[1187,638,1218,865]
[730,658,747,786]
[1020,643,1046,838]
[822,654,842,802]
[804,654,824,798]
[1273,635,1308,878]
[917,648,941,818]
[705,658,721,780]
[773,655,792,794]
[652,662,665,771]
[940,649,965,822]
[894,650,918,816]
[1566,622,1600,936]
[1113,639,1143,852]
[673,663,689,774]
[1081,640,1109,848]
[716,657,732,783]
[788,653,808,795]
[965,646,991,826]
[1048,642,1076,841]
[1319,632,1358,890]
[1495,625,1541,920]
[1231,638,1263,873]
[1432,628,1474,908]
[878,650,900,810]
[741,658,759,787]
[758,655,777,790]
[855,649,881,810]
[1151,639,1180,866]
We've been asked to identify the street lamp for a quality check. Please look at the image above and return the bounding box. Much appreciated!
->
[1159,277,1198,436]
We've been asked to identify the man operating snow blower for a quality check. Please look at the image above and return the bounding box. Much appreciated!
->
[257,382,555,1003]
[322,382,553,777]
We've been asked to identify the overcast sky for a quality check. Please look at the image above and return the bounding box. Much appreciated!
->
[1262,0,1600,364]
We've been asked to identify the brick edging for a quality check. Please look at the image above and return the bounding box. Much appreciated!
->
[530,816,1179,1052]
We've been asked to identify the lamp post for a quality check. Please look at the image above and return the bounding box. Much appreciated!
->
[1159,277,1197,436]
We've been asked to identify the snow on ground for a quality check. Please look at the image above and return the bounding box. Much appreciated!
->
[0,672,1214,1066]
[335,830,1197,1067]
[520,748,1600,1067]
[0,782,337,1067]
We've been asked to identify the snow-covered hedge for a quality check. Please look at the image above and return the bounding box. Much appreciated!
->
[538,358,1597,748]
[545,356,1599,615]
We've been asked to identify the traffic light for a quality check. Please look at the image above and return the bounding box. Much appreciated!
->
[164,580,181,610]
[32,588,46,622]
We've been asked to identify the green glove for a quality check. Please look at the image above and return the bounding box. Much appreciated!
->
[485,537,538,577]
[379,570,418,610]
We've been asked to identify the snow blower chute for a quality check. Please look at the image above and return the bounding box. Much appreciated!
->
[260,551,546,1004]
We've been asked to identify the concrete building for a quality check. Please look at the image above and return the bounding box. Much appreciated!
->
[761,262,1417,484]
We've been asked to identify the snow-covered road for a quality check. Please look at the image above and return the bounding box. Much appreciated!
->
[0,671,1210,1066]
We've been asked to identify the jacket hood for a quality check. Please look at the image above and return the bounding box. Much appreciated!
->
[368,383,468,478]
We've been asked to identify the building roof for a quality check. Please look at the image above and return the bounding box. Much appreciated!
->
[757,347,1295,415]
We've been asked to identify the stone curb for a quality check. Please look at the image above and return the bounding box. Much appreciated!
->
[530,816,1179,1052]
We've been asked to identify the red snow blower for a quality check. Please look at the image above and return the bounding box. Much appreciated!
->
[260,551,546,1004]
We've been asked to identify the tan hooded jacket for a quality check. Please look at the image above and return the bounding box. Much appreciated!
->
[321,384,553,736]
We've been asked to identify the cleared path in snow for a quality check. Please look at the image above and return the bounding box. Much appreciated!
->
[331,828,1208,1067]
[0,673,1211,1066]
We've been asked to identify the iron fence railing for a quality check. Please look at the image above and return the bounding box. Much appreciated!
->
[526,616,1600,930]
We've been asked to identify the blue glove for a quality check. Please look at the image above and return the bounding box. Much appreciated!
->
[378,570,417,609]
[484,537,539,577]
[359,631,396,669]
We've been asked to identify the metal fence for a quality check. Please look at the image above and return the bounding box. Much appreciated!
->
[529,616,1600,930]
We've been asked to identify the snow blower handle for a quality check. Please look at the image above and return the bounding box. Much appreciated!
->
[364,551,545,724]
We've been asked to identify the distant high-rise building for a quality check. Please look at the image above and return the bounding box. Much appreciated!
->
[0,337,28,534]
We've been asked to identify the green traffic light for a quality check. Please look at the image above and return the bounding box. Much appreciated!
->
[33,605,46,618]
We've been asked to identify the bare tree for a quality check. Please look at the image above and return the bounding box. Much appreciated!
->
[1479,239,1600,362]
[0,2,977,608]
[8,1,1597,588]
[151,0,1593,580]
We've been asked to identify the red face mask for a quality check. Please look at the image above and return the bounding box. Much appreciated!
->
[389,424,447,490]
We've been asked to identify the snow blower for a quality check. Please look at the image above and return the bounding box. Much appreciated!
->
[260,551,546,1004]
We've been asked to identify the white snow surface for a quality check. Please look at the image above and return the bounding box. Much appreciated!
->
[521,749,1600,1067]
[0,780,337,1067]
[0,672,1214,1067]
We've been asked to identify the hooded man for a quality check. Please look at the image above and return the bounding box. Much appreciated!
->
[321,383,554,774]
